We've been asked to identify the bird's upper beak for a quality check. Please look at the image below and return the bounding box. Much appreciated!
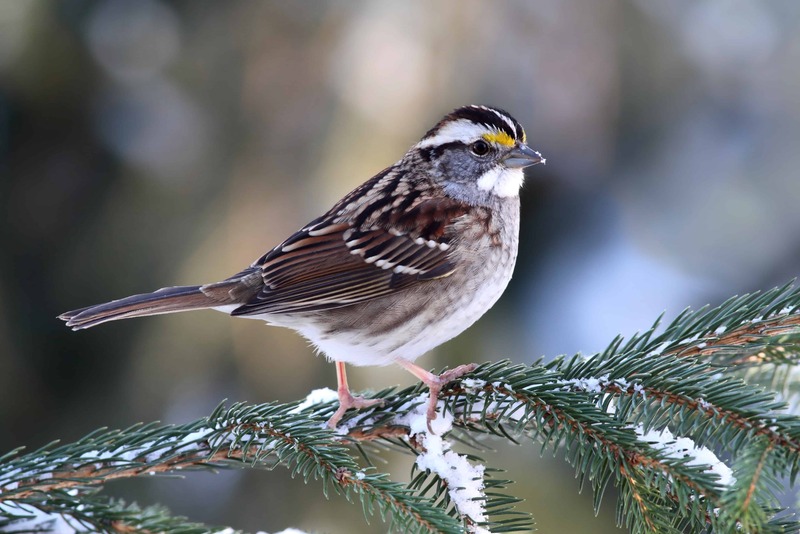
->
[503,143,545,169]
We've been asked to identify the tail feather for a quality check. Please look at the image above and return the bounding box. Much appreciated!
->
[59,285,216,330]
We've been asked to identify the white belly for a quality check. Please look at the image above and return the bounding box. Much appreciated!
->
[273,235,518,367]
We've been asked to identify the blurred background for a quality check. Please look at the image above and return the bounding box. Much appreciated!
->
[2,0,800,532]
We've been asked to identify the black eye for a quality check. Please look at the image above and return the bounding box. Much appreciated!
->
[470,140,491,157]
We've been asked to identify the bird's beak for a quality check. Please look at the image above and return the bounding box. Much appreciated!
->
[503,143,545,169]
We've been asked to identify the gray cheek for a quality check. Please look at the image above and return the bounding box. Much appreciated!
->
[432,151,500,205]
[441,181,475,203]
[437,153,478,185]
[441,168,497,207]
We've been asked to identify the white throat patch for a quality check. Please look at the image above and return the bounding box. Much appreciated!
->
[476,166,524,198]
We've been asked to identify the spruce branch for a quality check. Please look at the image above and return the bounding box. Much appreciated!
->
[623,282,800,371]
[1,491,224,533]
[4,282,800,532]
[0,402,461,533]
[717,437,777,532]
[552,350,800,462]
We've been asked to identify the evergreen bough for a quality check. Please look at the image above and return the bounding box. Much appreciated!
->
[3,282,800,532]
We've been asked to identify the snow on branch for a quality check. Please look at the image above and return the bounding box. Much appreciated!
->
[3,281,800,532]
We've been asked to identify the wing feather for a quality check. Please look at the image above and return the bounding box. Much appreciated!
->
[231,177,476,316]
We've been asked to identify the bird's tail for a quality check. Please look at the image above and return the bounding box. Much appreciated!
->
[59,285,219,330]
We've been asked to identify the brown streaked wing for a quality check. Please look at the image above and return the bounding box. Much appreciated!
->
[230,196,470,316]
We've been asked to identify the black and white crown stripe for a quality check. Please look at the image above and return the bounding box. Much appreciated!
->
[416,105,525,148]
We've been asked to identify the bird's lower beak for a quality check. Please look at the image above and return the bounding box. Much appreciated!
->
[503,144,545,169]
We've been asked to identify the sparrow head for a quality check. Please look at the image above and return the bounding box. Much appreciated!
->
[413,105,544,202]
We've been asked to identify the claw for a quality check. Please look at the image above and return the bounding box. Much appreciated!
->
[327,390,384,429]
[327,361,384,429]
[398,361,478,433]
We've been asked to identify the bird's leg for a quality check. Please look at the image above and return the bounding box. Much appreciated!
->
[396,360,478,432]
[327,361,383,429]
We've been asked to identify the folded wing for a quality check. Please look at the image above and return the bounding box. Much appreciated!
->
[231,196,470,316]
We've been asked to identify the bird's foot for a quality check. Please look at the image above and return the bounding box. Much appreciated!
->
[327,389,384,429]
[422,363,478,432]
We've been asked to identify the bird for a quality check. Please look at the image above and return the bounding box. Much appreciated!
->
[59,105,544,430]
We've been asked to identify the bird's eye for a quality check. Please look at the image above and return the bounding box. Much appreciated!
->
[470,140,491,157]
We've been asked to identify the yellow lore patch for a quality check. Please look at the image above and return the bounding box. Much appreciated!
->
[482,131,516,147]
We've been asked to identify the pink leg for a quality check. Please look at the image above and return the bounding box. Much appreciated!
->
[396,360,477,432]
[327,361,383,429]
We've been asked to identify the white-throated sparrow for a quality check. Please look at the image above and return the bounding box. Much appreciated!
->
[60,105,544,429]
